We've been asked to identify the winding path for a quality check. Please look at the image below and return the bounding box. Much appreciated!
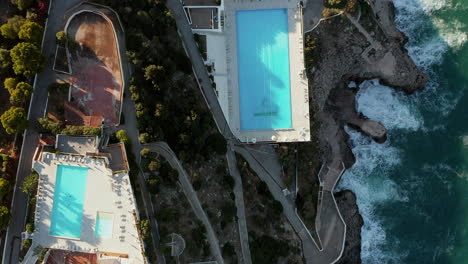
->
[226,149,252,264]
[142,142,224,264]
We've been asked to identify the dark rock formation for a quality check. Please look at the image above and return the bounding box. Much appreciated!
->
[334,190,364,264]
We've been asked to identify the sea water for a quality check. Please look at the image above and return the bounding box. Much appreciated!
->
[337,0,468,263]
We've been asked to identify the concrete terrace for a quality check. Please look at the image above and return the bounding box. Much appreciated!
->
[31,153,144,264]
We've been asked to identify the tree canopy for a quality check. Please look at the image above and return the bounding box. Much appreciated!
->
[3,77,18,91]
[0,49,11,76]
[0,178,10,201]
[9,81,32,104]
[0,206,10,231]
[0,15,25,39]
[0,106,28,134]
[21,171,38,194]
[10,42,44,77]
[18,21,44,45]
[116,130,130,145]
[11,0,34,11]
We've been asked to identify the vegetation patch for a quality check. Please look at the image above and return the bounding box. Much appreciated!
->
[236,154,303,264]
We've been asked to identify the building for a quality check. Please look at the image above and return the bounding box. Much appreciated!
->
[27,135,145,264]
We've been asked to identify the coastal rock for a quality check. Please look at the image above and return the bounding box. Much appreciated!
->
[334,190,363,264]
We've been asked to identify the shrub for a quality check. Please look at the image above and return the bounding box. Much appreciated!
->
[21,239,31,249]
[148,160,160,172]
[116,130,130,145]
[0,107,28,134]
[10,42,45,77]
[37,117,62,134]
[25,222,34,233]
[138,219,151,241]
[55,31,67,46]
[61,125,100,136]
[21,171,38,194]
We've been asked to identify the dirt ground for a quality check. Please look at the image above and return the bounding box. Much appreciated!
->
[66,12,122,126]
[237,155,303,264]
[187,156,242,264]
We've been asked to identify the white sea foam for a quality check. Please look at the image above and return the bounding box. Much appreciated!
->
[339,1,466,263]
[356,80,423,131]
[338,128,407,263]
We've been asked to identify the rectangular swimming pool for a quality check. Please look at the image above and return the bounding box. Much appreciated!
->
[95,212,113,238]
[50,165,88,238]
[236,9,292,130]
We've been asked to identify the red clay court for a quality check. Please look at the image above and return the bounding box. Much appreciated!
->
[66,12,123,126]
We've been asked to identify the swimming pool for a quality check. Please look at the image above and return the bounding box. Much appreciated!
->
[236,9,292,130]
[50,165,88,238]
[95,212,113,238]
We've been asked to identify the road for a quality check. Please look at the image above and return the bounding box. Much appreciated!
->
[1,1,83,263]
[142,142,224,264]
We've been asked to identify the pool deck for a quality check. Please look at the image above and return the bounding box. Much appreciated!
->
[223,0,310,143]
[32,153,144,263]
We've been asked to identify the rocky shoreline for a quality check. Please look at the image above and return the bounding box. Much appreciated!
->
[307,0,427,262]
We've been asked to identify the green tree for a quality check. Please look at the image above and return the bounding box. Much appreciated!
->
[0,106,28,134]
[55,31,67,46]
[21,170,38,194]
[147,178,158,194]
[3,77,18,91]
[0,178,10,200]
[10,42,44,77]
[9,82,32,104]
[139,132,149,144]
[0,49,11,76]
[11,0,33,11]
[148,160,161,172]
[116,130,130,145]
[140,148,151,158]
[144,65,165,86]
[138,219,151,241]
[0,16,25,39]
[0,206,10,231]
[18,21,44,45]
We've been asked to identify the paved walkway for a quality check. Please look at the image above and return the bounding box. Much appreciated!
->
[142,142,224,264]
[226,149,252,264]
[2,1,84,263]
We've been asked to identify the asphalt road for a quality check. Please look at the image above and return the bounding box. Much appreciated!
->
[2,1,82,263]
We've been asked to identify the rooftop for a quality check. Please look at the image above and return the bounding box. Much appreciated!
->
[56,135,98,155]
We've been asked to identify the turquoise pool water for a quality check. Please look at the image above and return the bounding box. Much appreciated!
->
[236,9,292,130]
[50,165,88,238]
[95,212,113,238]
